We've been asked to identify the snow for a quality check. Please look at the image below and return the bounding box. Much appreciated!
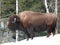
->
[1,34,60,45]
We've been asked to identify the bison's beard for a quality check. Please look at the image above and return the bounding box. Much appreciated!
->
[7,22,19,39]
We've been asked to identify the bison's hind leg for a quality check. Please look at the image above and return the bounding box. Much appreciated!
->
[47,26,52,37]
[51,21,57,36]
[47,30,51,37]
[51,24,56,36]
[47,28,56,37]
[47,22,56,37]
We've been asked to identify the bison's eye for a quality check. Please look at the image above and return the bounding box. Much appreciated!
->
[12,18,16,23]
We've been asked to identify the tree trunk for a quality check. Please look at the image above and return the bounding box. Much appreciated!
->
[44,0,49,13]
[55,0,58,34]
[16,0,18,42]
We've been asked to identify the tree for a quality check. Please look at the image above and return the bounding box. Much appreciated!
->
[1,0,16,18]
[44,0,49,13]
[55,0,58,33]
[18,0,46,12]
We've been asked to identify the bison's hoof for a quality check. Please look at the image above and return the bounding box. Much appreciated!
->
[26,38,29,41]
[31,37,33,40]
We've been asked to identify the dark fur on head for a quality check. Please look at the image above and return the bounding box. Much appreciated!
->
[7,15,20,31]
[7,14,31,40]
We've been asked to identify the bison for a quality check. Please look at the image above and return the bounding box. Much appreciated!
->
[7,11,57,40]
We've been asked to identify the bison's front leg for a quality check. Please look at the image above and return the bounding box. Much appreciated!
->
[23,29,31,41]
[27,27,35,40]
[12,31,16,39]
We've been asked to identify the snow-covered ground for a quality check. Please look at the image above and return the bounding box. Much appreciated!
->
[1,34,60,45]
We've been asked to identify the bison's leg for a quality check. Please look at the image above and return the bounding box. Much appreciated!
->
[52,30,55,36]
[23,29,31,41]
[12,31,16,39]
[47,24,56,37]
[47,23,56,37]
[27,27,35,40]
[51,23,56,36]
[47,30,51,37]
[25,32,30,41]
[47,26,52,37]
[51,28,56,36]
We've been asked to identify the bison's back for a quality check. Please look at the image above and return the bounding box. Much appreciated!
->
[18,11,57,28]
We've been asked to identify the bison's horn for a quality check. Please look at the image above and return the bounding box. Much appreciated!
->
[12,18,17,23]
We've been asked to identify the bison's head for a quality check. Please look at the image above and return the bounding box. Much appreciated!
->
[7,15,25,39]
[7,15,20,32]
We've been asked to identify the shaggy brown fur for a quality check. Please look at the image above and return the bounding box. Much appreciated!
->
[7,11,57,40]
